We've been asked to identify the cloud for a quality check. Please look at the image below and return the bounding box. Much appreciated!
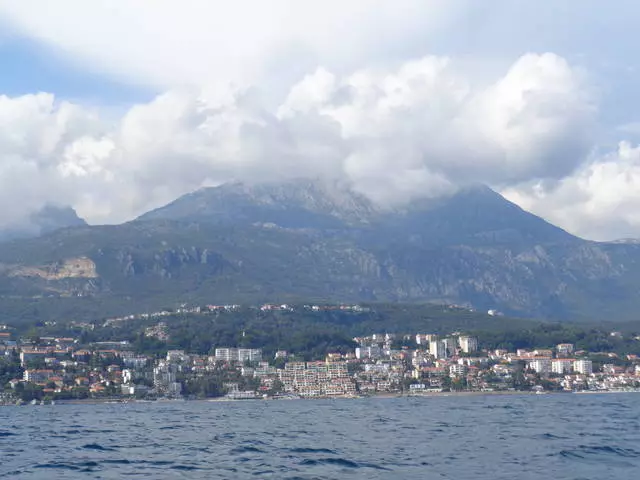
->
[503,142,640,241]
[2,1,640,240]
[0,0,461,91]
[0,53,597,228]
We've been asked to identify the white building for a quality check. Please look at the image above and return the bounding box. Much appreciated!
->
[449,364,468,377]
[215,348,262,363]
[442,338,457,356]
[416,334,439,345]
[528,358,552,374]
[166,350,188,363]
[355,345,382,360]
[237,348,263,362]
[429,340,447,359]
[574,359,593,375]
[552,359,573,375]
[459,336,478,353]
[556,343,575,357]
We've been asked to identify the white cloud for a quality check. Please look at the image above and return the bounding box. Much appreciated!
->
[0,0,461,91]
[503,142,640,241]
[0,53,597,229]
[2,1,640,240]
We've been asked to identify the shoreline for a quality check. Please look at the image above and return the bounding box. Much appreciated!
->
[7,388,638,406]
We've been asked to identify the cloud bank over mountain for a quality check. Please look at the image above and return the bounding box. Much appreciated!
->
[0,0,639,240]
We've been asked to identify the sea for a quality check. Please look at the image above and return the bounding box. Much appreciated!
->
[2,393,640,479]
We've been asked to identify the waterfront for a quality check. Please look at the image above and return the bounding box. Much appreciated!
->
[2,393,640,479]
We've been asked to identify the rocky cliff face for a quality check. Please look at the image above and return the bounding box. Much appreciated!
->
[0,180,635,321]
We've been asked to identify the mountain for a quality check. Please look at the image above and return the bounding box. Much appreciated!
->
[0,180,637,323]
[139,179,378,228]
[0,205,87,242]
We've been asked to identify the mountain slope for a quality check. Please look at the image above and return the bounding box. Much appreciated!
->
[0,181,634,323]
[139,179,377,228]
[0,205,87,242]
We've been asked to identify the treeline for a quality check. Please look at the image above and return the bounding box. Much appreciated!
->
[13,304,640,360]
[475,323,640,357]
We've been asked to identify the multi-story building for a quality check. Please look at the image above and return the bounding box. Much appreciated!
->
[23,369,55,383]
[19,350,48,367]
[355,345,382,360]
[449,364,468,377]
[166,350,189,363]
[415,334,438,346]
[442,338,457,356]
[528,358,552,374]
[153,362,177,394]
[552,359,573,375]
[459,336,478,353]
[556,344,575,357]
[574,359,593,375]
[214,348,262,363]
[429,340,447,359]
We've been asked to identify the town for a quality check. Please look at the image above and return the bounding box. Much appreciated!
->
[2,303,640,405]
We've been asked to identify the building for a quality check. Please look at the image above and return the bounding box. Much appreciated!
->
[237,348,263,362]
[166,350,189,363]
[153,363,177,394]
[429,340,447,359]
[355,345,382,360]
[23,369,55,383]
[459,336,478,353]
[552,359,573,375]
[574,359,593,375]
[416,334,439,346]
[556,344,575,357]
[19,350,48,367]
[528,358,552,374]
[214,348,262,363]
[449,364,468,377]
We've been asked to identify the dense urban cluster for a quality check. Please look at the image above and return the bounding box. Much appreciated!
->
[3,316,640,405]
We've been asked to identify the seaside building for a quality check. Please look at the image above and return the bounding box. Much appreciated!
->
[574,359,593,375]
[429,340,447,359]
[528,358,552,374]
[552,359,573,375]
[449,364,468,377]
[459,336,478,353]
[23,369,55,383]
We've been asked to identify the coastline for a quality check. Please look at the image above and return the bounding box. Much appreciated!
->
[6,388,640,407]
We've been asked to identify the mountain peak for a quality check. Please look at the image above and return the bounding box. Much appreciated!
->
[139,178,378,227]
[0,205,87,242]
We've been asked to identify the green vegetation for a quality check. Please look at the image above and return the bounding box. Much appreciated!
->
[12,303,640,360]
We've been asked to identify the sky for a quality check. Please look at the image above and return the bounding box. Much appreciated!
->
[0,0,639,241]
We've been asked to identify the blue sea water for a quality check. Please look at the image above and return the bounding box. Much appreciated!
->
[2,393,640,479]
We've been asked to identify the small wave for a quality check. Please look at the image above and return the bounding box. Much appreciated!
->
[538,433,568,440]
[290,447,337,454]
[300,457,389,470]
[170,465,201,471]
[301,458,359,468]
[35,461,99,471]
[159,425,182,430]
[101,459,132,465]
[82,442,117,451]
[0,431,17,437]
[557,445,640,460]
[230,445,264,454]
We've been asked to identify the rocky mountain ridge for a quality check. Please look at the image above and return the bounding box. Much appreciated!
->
[0,180,637,323]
